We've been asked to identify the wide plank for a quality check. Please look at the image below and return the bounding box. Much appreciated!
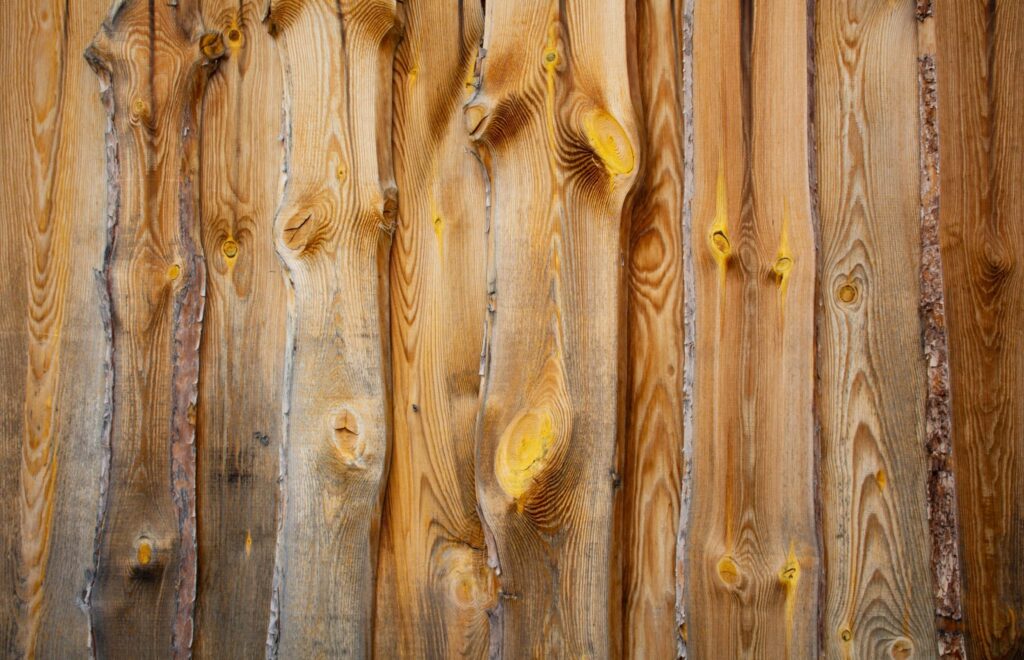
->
[686,0,820,656]
[84,1,223,655]
[263,0,401,655]
[193,0,286,656]
[468,0,640,655]
[620,0,686,655]
[936,1,1024,656]
[0,0,110,656]
[373,0,494,657]
[815,0,935,656]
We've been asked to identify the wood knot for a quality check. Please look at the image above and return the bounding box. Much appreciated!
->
[130,98,149,124]
[199,32,226,62]
[221,238,239,260]
[837,282,858,303]
[167,264,182,281]
[709,229,731,261]
[716,555,740,586]
[582,108,635,175]
[495,408,556,501]
[839,626,852,643]
[464,103,488,136]
[333,408,366,468]
[890,637,914,659]
[131,536,162,577]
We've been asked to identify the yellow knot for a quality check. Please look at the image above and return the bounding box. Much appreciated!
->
[222,238,238,260]
[582,109,635,175]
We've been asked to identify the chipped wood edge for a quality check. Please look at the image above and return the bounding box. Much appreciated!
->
[80,56,118,655]
[916,5,966,658]
[676,0,695,654]
[265,22,294,657]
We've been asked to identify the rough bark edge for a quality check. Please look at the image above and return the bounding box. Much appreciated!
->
[265,15,295,656]
[805,0,826,656]
[80,57,118,657]
[675,0,695,655]
[916,7,966,658]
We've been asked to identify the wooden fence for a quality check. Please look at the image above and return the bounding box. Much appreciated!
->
[0,0,1021,657]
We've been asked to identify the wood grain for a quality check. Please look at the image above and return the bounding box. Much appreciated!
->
[936,1,1024,656]
[620,0,686,655]
[264,0,401,655]
[469,0,640,655]
[814,0,936,656]
[193,1,286,656]
[84,1,222,655]
[0,0,110,656]
[686,0,820,656]
[373,0,494,657]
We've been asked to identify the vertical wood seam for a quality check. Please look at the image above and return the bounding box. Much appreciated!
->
[916,3,966,656]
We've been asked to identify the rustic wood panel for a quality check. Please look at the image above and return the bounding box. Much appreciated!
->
[83,1,222,656]
[193,1,286,656]
[0,0,110,656]
[373,0,493,657]
[620,0,686,655]
[264,0,400,655]
[468,0,640,655]
[686,0,820,656]
[936,1,1024,656]
[814,0,936,656]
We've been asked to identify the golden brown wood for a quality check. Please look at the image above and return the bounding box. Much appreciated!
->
[936,1,1024,656]
[469,0,640,655]
[373,0,494,657]
[814,0,936,656]
[620,0,686,655]
[686,0,820,656]
[0,0,110,656]
[193,1,286,656]
[264,0,401,655]
[84,1,222,655]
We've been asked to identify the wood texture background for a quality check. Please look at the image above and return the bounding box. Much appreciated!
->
[0,0,1021,658]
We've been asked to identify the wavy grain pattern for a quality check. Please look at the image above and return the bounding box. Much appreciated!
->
[373,0,494,657]
[265,0,400,655]
[814,1,935,656]
[936,1,1024,656]
[0,0,109,656]
[193,1,286,656]
[469,1,640,655]
[621,0,685,655]
[687,0,820,656]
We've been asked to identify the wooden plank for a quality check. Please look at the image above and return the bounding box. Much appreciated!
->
[468,0,640,655]
[83,2,223,655]
[263,0,400,655]
[814,0,936,656]
[0,0,110,656]
[686,0,820,656]
[620,0,686,655]
[936,1,1024,656]
[373,0,494,657]
[193,1,286,656]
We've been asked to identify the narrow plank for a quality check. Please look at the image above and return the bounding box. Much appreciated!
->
[686,0,820,656]
[814,0,935,656]
[373,0,494,657]
[263,0,401,655]
[193,1,286,656]
[468,0,640,655]
[620,0,686,655]
[0,0,110,655]
[936,1,1024,656]
[84,2,223,655]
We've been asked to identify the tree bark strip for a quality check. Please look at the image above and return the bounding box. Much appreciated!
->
[84,1,223,655]
[193,1,286,656]
[0,0,110,656]
[935,1,1024,656]
[686,0,820,656]
[373,0,494,657]
[814,0,936,656]
[620,0,686,656]
[468,0,640,655]
[264,0,401,655]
